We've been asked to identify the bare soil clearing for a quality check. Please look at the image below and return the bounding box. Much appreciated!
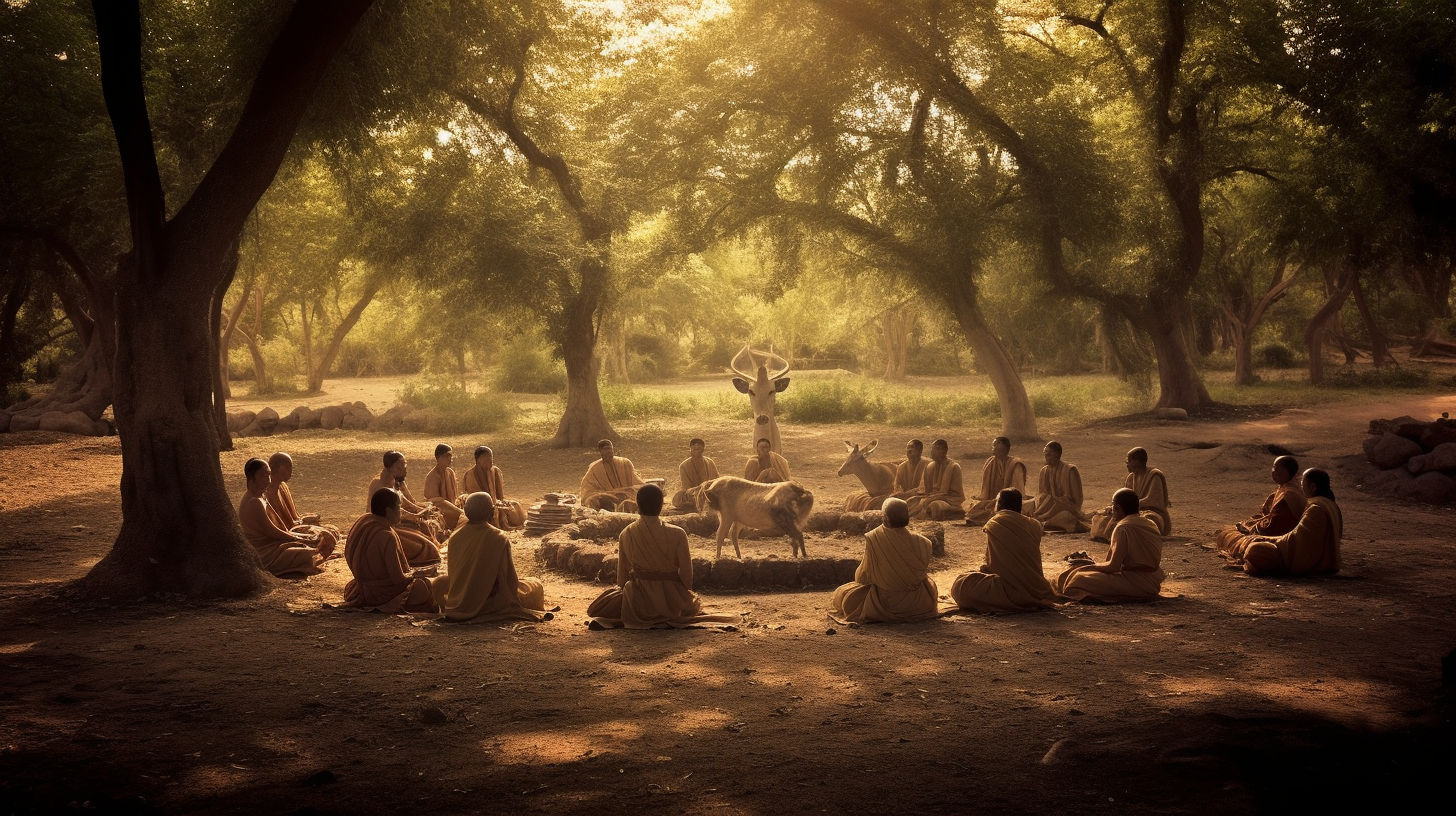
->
[2,391,1455,814]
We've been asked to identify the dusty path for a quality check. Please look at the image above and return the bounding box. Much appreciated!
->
[2,392,1454,814]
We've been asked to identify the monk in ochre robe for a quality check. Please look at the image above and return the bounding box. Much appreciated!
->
[906,439,964,520]
[1089,447,1171,540]
[1053,489,1165,602]
[239,458,331,577]
[952,489,1055,613]
[265,451,342,554]
[1240,468,1342,577]
[744,437,791,483]
[1027,441,1087,533]
[581,439,644,512]
[365,451,442,566]
[433,493,551,622]
[892,439,928,498]
[340,488,437,613]
[1215,455,1307,558]
[422,443,463,531]
[831,498,945,623]
[586,485,737,629]
[963,436,1027,526]
[461,445,526,529]
[672,438,720,511]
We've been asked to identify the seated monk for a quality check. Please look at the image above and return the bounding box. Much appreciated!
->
[239,458,331,577]
[1215,455,1307,558]
[422,443,463,530]
[1239,468,1341,577]
[952,489,1055,613]
[672,438,719,511]
[461,445,526,529]
[586,485,737,629]
[1089,447,1171,541]
[1026,441,1087,533]
[906,438,965,520]
[364,451,442,566]
[963,436,1027,526]
[1053,488,1165,603]
[264,451,342,554]
[830,497,944,623]
[744,437,791,483]
[892,439,928,499]
[340,488,438,613]
[581,439,644,512]
[432,492,551,622]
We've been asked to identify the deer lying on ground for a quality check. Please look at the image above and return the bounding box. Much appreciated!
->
[692,476,815,559]
[837,440,896,510]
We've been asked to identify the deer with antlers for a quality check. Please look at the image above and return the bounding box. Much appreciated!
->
[729,346,791,454]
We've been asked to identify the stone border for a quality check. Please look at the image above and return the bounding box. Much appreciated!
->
[536,510,945,591]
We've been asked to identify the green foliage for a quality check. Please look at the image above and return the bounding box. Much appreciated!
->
[493,336,566,394]
[1323,365,1432,390]
[396,380,515,434]
[1256,343,1299,369]
[598,385,696,420]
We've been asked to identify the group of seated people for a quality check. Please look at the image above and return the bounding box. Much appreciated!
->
[582,436,796,514]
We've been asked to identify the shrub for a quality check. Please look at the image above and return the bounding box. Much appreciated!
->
[1324,365,1431,390]
[598,385,696,420]
[777,378,884,423]
[494,339,566,394]
[1256,343,1298,369]
[396,380,515,434]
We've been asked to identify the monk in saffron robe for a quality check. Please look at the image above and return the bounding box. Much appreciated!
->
[672,437,719,511]
[831,498,944,623]
[586,485,737,629]
[1215,455,1307,558]
[239,458,330,577]
[422,443,463,531]
[340,488,437,613]
[1240,468,1342,576]
[744,437,791,483]
[364,451,442,566]
[906,438,964,520]
[952,489,1055,613]
[581,439,644,512]
[461,445,526,529]
[265,451,342,554]
[1089,447,1171,540]
[1027,441,1087,533]
[433,492,551,622]
[1053,488,1165,602]
[963,436,1027,525]
[892,439,928,498]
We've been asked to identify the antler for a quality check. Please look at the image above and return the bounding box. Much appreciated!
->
[731,345,790,380]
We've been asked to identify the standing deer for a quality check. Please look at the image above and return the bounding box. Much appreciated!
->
[837,440,897,512]
[730,346,790,454]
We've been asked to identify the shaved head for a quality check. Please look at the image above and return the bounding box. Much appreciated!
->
[463,491,495,523]
[882,497,910,528]
[268,451,292,468]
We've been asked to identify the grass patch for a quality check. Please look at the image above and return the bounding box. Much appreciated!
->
[396,380,515,434]
[598,384,699,420]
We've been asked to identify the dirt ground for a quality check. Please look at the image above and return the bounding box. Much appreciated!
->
[3,387,1456,815]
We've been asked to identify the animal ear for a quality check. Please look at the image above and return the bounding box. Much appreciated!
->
[773,377,790,393]
[732,378,750,394]
[844,441,856,451]
[863,440,878,455]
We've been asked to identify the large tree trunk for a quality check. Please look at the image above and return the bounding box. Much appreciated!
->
[1351,272,1395,367]
[209,241,238,451]
[945,287,1039,441]
[1305,264,1358,385]
[552,259,616,448]
[1231,321,1256,387]
[307,278,379,392]
[1144,300,1213,410]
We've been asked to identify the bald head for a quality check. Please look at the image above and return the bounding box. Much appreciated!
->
[463,492,495,524]
[881,497,910,528]
[269,451,292,468]
[268,451,293,482]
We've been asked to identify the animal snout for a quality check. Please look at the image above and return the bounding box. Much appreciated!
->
[756,415,769,425]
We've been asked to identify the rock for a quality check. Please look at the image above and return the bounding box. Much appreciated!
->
[1409,472,1456,504]
[1421,420,1456,450]
[254,407,279,433]
[297,406,321,430]
[832,557,861,584]
[340,404,373,431]
[1368,415,1421,437]
[691,557,712,586]
[798,559,837,588]
[572,550,605,581]
[710,558,745,589]
[277,406,311,433]
[237,420,265,438]
[373,404,412,431]
[599,555,619,583]
[226,409,255,432]
[1395,422,1429,443]
[750,558,800,588]
[0,410,9,432]
[837,512,872,537]
[319,405,345,430]
[1368,432,1424,469]
[1154,407,1189,420]
[38,410,101,436]
[1408,443,1456,474]
[805,511,841,533]
[9,413,40,432]
[916,522,946,557]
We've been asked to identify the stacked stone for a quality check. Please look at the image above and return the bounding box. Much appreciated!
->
[222,401,431,437]
[1362,414,1456,504]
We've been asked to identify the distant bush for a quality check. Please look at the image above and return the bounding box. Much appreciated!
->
[1324,365,1431,390]
[599,385,697,420]
[778,379,884,423]
[1256,343,1298,369]
[494,340,566,394]
[396,380,515,434]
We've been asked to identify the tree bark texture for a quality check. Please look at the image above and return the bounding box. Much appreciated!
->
[553,257,616,448]
[945,286,1039,442]
[209,241,238,450]
[1305,264,1357,385]
[308,279,380,392]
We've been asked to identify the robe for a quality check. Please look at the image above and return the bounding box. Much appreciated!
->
[423,466,462,530]
[907,459,965,520]
[265,480,342,554]
[952,510,1055,613]
[581,457,642,511]
[239,493,324,577]
[340,513,436,613]
[1241,497,1342,576]
[432,521,549,622]
[1215,483,1307,557]
[830,524,942,623]
[672,456,720,510]
[744,451,792,483]
[964,456,1028,525]
[362,481,442,566]
[1028,462,1086,533]
[462,464,526,528]
[894,457,928,495]
[1089,468,1172,540]
[1052,514,1165,602]
[586,517,736,629]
